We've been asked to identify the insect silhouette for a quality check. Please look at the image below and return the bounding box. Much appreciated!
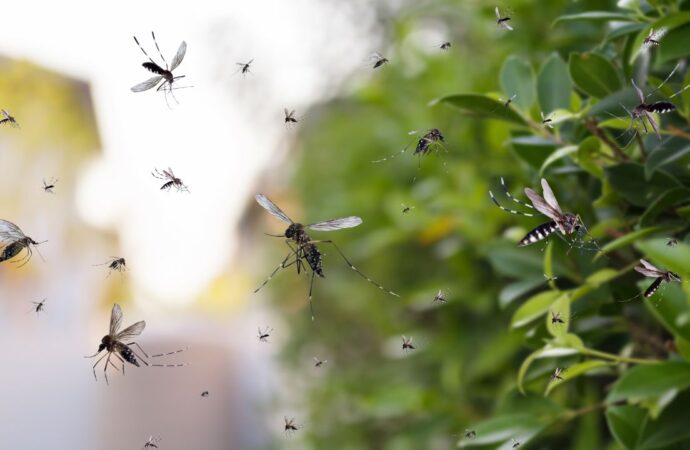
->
[667,238,678,247]
[401,203,415,214]
[464,429,476,439]
[369,52,389,69]
[30,298,47,316]
[550,310,566,326]
[642,28,667,51]
[95,257,127,277]
[201,390,209,398]
[283,108,299,127]
[152,167,189,192]
[512,438,521,448]
[634,259,680,299]
[236,59,253,76]
[84,304,187,384]
[550,367,565,381]
[439,41,452,51]
[254,194,398,319]
[284,417,301,434]
[143,435,161,449]
[541,111,554,128]
[433,289,448,304]
[402,335,416,352]
[257,326,273,343]
[313,357,327,368]
[372,128,447,182]
[544,273,558,282]
[131,32,188,107]
[42,178,57,194]
[0,109,19,128]
[489,178,583,247]
[495,7,513,30]
[0,219,45,267]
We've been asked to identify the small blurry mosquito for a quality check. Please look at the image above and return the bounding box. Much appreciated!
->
[31,298,47,317]
[642,28,667,52]
[42,178,58,194]
[512,438,521,448]
[541,111,554,128]
[633,259,680,299]
[550,367,565,381]
[464,429,476,439]
[284,417,301,435]
[0,219,45,267]
[369,52,389,69]
[201,390,209,398]
[284,108,299,127]
[373,128,447,182]
[131,32,188,107]
[152,167,189,192]
[489,178,585,248]
[438,41,452,51]
[489,94,516,113]
[95,257,127,277]
[401,203,415,214]
[550,310,566,326]
[313,357,327,368]
[544,273,558,282]
[402,335,416,352]
[433,289,448,304]
[495,7,513,30]
[0,109,19,128]
[84,304,187,384]
[254,194,398,319]
[143,436,161,449]
[236,59,254,77]
[667,238,678,247]
[257,326,273,343]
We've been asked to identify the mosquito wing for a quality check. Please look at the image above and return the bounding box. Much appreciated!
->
[540,179,563,214]
[524,188,560,219]
[307,216,362,231]
[495,6,501,19]
[131,76,163,92]
[109,304,124,336]
[255,194,293,224]
[0,219,27,242]
[114,320,146,341]
[637,259,664,275]
[170,41,187,71]
[631,79,645,103]
[643,110,661,138]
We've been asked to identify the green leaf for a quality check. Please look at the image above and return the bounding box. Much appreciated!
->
[552,12,633,25]
[568,52,622,98]
[517,342,581,394]
[637,390,690,448]
[595,226,668,260]
[606,405,647,450]
[659,24,690,63]
[545,360,612,395]
[645,138,690,178]
[433,94,528,126]
[643,283,690,344]
[512,291,562,328]
[605,163,680,207]
[510,136,559,169]
[639,188,690,228]
[537,53,572,113]
[629,13,690,63]
[499,278,545,309]
[546,292,569,338]
[500,56,535,111]
[457,413,547,448]
[539,145,578,176]
[573,136,604,179]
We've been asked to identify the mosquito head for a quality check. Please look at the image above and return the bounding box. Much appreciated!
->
[285,223,304,240]
[668,272,681,283]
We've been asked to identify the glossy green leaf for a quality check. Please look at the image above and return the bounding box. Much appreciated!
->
[539,145,578,176]
[639,188,690,227]
[457,413,549,448]
[568,52,622,98]
[659,24,690,63]
[512,290,562,328]
[433,94,528,126]
[606,405,647,450]
[636,239,690,278]
[645,139,690,178]
[545,360,612,395]
[500,56,535,111]
[537,53,572,113]
[605,163,680,207]
[510,135,559,169]
[629,13,690,63]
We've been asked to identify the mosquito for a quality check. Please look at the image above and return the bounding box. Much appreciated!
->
[541,111,554,128]
[634,259,680,299]
[544,274,558,282]
[464,429,476,439]
[550,367,565,381]
[489,94,517,113]
[489,178,583,247]
[236,59,253,77]
[201,390,209,398]
[152,167,189,192]
[42,178,58,194]
[143,436,161,449]
[433,289,448,304]
[642,28,667,52]
[512,438,521,448]
[284,417,301,435]
[401,203,415,214]
[131,32,188,108]
[31,298,47,317]
[550,310,566,326]
[369,52,389,69]
[84,304,187,384]
[402,335,416,352]
[284,108,299,127]
[667,238,678,247]
[372,128,447,181]
[0,219,45,267]
[0,109,19,128]
[94,257,127,277]
[258,326,273,343]
[313,357,327,368]
[439,41,451,51]
[495,7,513,30]
[254,194,398,319]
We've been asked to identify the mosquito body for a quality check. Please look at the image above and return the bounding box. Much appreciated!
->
[401,204,415,214]
[236,59,253,76]
[143,435,161,449]
[0,109,19,128]
[550,310,566,326]
[544,274,558,282]
[131,32,188,107]
[464,429,476,439]
[489,178,582,247]
[258,326,273,343]
[0,219,44,267]
[369,52,389,69]
[95,257,127,277]
[284,417,301,434]
[152,167,189,192]
[313,357,327,368]
[550,367,564,381]
[201,390,209,398]
[284,108,298,127]
[254,194,398,319]
[495,7,513,30]
[31,298,47,316]
[512,439,521,448]
[634,259,680,299]
[84,304,187,384]
[42,178,57,194]
[433,289,448,304]
[642,28,667,51]
[402,335,416,352]
[541,111,554,128]
[667,238,678,247]
[502,94,517,108]
[372,128,447,181]
[439,41,451,51]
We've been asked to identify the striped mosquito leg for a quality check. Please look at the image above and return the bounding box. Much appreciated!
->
[489,190,539,217]
[151,362,189,368]
[151,347,188,358]
[151,31,169,69]
[518,221,559,246]
[308,270,317,321]
[644,277,664,298]
[254,251,298,293]
[500,177,535,210]
[310,240,399,297]
[372,148,407,164]
[133,36,157,65]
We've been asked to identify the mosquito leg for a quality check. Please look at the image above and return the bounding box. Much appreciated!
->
[308,270,316,321]
[151,31,169,70]
[104,353,113,385]
[151,347,188,358]
[500,177,536,210]
[254,251,298,293]
[309,240,399,297]
[133,36,158,65]
[91,352,108,381]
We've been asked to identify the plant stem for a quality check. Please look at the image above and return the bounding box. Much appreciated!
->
[580,347,659,365]
[584,119,630,161]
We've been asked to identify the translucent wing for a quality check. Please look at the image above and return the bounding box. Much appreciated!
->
[643,110,661,138]
[0,219,26,242]
[115,320,146,341]
[524,188,560,219]
[638,259,663,273]
[503,23,514,31]
[540,179,562,214]
[255,194,293,224]
[170,41,187,71]
[109,304,124,336]
[308,216,362,231]
[495,6,500,19]
[131,76,163,92]
[631,79,645,103]
[1,109,9,120]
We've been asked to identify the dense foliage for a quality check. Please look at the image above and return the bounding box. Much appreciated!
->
[265,1,690,448]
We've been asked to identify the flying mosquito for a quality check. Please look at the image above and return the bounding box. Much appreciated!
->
[257,326,273,343]
[401,203,415,214]
[84,304,187,384]
[42,178,58,194]
[143,436,161,449]
[433,289,448,303]
[94,257,127,277]
[369,52,389,69]
[0,219,45,267]
[489,94,517,113]
[495,7,513,30]
[541,111,554,128]
[550,367,565,381]
[284,417,301,435]
[236,59,254,77]
[464,429,476,439]
[372,128,447,181]
[152,167,189,192]
[254,194,398,319]
[439,41,452,51]
[634,259,681,299]
[131,32,188,107]
[31,298,47,316]
[0,109,19,128]
[201,390,209,398]
[284,108,299,127]
[642,27,667,51]
[667,238,678,247]
[402,335,416,352]
[550,310,566,326]
[544,273,558,282]
[512,438,521,448]
[313,357,327,368]
[489,178,583,247]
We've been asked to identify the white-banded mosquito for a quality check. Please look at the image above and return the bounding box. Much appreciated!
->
[402,335,416,352]
[550,367,565,381]
[433,289,448,304]
[489,178,584,248]
[642,28,667,52]
[143,435,161,449]
[313,357,327,368]
[372,128,447,182]
[201,390,209,398]
[369,52,389,69]
[0,109,19,128]
[131,32,188,108]
[284,417,301,435]
[42,178,57,194]
[0,219,45,267]
[152,167,189,192]
[495,7,513,30]
[254,194,398,319]
[631,259,680,300]
[236,59,253,77]
[84,304,187,384]
[94,257,127,277]
[541,111,554,128]
[30,298,47,317]
[258,326,273,343]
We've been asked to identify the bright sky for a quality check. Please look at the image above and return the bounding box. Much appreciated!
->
[0,0,379,306]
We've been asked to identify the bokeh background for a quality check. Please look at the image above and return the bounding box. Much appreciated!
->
[1,0,679,449]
